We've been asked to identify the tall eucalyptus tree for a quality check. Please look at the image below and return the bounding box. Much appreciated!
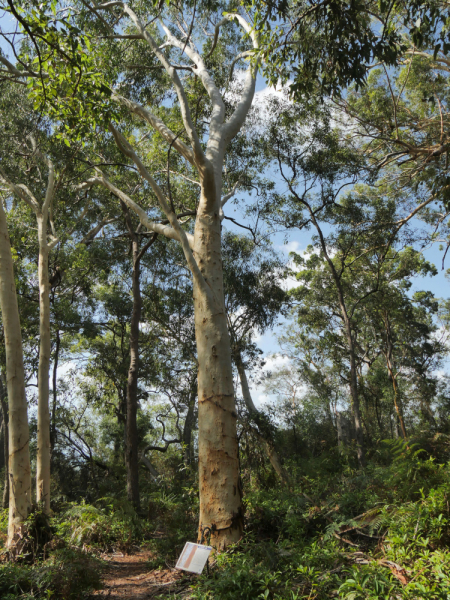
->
[69,1,264,547]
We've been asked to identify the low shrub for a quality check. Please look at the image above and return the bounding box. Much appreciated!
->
[54,496,149,552]
[0,547,101,599]
[189,450,450,600]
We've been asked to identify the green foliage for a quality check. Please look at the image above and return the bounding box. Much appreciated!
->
[54,497,150,552]
[254,0,450,98]
[3,0,117,143]
[146,486,199,568]
[189,448,450,599]
[0,548,100,600]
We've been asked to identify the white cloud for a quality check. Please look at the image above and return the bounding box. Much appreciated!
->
[264,353,291,371]
[431,325,450,350]
[434,369,448,380]
[248,353,292,407]
[254,81,292,103]
[255,393,270,406]
[278,240,303,255]
[283,272,299,291]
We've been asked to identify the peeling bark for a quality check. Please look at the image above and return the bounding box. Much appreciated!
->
[194,205,243,549]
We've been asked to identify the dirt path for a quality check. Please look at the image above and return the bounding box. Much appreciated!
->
[92,550,192,599]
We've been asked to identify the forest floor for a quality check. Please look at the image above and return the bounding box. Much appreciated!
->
[91,549,193,599]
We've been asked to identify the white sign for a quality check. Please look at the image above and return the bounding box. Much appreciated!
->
[175,542,212,574]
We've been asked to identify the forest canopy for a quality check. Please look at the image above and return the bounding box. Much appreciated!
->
[0,0,449,598]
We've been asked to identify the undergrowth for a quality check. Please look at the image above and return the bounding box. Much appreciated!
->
[0,437,449,599]
[186,438,450,600]
[0,548,101,600]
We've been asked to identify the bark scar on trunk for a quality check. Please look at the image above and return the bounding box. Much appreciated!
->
[198,394,236,418]
[206,508,244,532]
[9,440,30,457]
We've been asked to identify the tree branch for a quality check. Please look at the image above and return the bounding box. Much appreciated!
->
[123,4,207,168]
[158,17,225,134]
[113,94,195,165]
[77,175,190,245]
[108,124,216,306]
[0,167,40,212]
[222,14,259,143]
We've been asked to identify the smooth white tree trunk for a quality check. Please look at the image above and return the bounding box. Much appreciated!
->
[1,147,104,519]
[0,199,31,547]
[36,216,51,513]
[1,155,57,515]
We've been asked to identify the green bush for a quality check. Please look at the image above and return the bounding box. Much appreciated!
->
[146,486,199,568]
[190,450,450,600]
[0,548,100,600]
[54,497,149,552]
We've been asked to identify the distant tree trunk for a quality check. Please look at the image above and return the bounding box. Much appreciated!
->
[234,349,290,486]
[374,394,382,433]
[420,399,437,429]
[345,325,365,467]
[125,234,141,509]
[383,314,408,441]
[140,455,159,480]
[0,409,4,471]
[336,412,353,450]
[114,394,126,464]
[122,205,157,510]
[36,216,52,513]
[305,207,365,467]
[50,328,60,452]
[182,376,197,467]
[0,200,31,547]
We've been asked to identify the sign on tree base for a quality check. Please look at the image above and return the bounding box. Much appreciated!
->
[175,542,212,574]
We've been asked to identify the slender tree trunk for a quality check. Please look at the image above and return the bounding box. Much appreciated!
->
[114,397,126,464]
[122,206,157,510]
[194,200,243,550]
[36,217,51,513]
[0,200,31,547]
[388,368,407,439]
[304,207,365,467]
[1,154,56,515]
[182,378,197,468]
[125,234,141,510]
[0,412,4,471]
[234,349,290,485]
[0,372,9,509]
[374,393,382,434]
[140,455,159,480]
[346,326,365,466]
[0,373,9,508]
[383,315,408,441]
[420,399,437,429]
[50,328,60,452]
